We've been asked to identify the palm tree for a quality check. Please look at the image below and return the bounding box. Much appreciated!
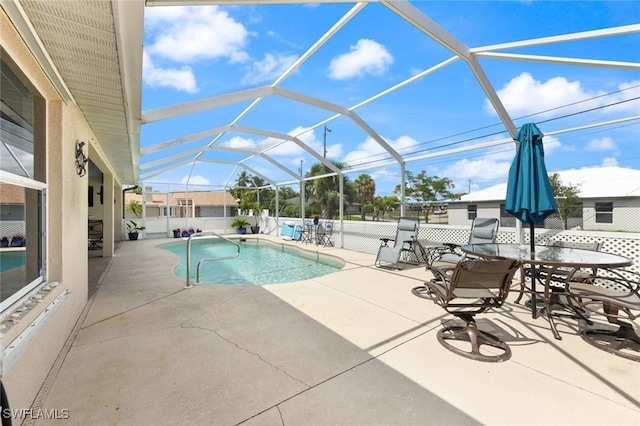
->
[305,160,351,219]
[354,174,375,221]
[126,198,142,218]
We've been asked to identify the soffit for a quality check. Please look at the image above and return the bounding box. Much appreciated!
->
[18,0,142,184]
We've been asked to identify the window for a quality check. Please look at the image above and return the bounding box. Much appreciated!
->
[499,204,516,228]
[1,57,46,312]
[467,205,477,220]
[595,202,613,224]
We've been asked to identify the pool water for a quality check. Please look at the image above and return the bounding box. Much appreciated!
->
[0,251,26,273]
[158,238,344,285]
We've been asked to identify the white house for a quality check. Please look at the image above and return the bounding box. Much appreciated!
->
[449,167,640,232]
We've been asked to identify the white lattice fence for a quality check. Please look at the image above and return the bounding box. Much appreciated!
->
[272,218,640,276]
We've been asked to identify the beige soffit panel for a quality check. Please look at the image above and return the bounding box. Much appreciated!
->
[18,0,143,184]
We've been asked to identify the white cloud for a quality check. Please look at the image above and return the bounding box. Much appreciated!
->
[601,156,619,167]
[143,51,197,93]
[145,6,250,63]
[486,72,598,117]
[586,136,616,151]
[241,53,299,86]
[328,39,393,80]
[180,175,210,185]
[343,135,418,167]
[488,74,640,119]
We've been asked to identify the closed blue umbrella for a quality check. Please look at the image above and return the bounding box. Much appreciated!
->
[505,123,557,318]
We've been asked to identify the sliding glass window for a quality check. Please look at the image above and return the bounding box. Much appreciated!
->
[0,57,46,312]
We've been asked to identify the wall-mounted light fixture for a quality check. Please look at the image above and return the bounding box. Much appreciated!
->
[75,140,88,177]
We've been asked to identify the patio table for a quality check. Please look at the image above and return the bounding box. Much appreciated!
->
[461,243,633,340]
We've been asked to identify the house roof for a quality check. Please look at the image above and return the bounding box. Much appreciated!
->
[125,191,238,207]
[458,167,640,202]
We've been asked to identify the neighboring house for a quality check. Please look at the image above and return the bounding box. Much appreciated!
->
[0,184,25,239]
[124,190,239,219]
[449,167,640,232]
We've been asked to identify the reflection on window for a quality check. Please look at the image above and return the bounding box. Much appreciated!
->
[1,57,45,313]
[1,59,35,178]
[595,202,613,224]
[0,184,44,309]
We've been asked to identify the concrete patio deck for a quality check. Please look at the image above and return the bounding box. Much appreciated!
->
[33,236,639,425]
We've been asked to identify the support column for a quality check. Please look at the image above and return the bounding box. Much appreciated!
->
[102,174,115,257]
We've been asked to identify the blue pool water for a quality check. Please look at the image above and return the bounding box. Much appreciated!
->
[158,238,344,285]
[0,251,26,273]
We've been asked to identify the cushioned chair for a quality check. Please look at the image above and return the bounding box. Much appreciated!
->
[426,217,499,281]
[375,217,420,269]
[568,268,640,361]
[413,258,520,362]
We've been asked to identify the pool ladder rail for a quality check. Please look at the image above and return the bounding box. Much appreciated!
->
[185,231,240,288]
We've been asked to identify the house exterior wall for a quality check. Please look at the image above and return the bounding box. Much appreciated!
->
[449,199,639,232]
[448,203,502,225]
[198,206,231,217]
[1,8,96,411]
[582,198,639,232]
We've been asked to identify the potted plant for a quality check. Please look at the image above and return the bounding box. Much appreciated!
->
[231,218,251,234]
[126,220,145,240]
[11,235,25,247]
[1,237,8,248]
[173,228,181,238]
[251,203,261,234]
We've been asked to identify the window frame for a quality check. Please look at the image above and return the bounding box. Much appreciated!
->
[0,172,47,312]
[467,204,477,221]
[595,202,613,224]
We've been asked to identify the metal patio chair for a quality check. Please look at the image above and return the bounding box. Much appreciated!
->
[316,221,334,247]
[568,268,640,362]
[412,258,520,362]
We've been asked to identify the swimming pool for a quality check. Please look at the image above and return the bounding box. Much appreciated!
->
[0,251,26,273]
[158,238,345,285]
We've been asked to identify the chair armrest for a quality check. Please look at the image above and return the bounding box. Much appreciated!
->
[380,238,394,246]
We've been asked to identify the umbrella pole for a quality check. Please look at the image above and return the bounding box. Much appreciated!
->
[530,222,537,319]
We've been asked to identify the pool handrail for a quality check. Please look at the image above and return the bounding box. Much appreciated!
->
[185,231,240,288]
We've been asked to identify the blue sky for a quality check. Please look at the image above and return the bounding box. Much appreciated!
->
[140,1,640,197]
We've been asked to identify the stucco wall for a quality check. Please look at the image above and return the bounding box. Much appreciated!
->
[1,8,93,412]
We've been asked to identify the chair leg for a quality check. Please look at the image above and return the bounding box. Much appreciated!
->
[580,302,640,362]
[437,315,512,362]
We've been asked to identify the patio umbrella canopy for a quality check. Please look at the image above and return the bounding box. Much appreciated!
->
[505,122,558,318]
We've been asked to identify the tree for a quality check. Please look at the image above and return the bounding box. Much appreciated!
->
[394,170,456,221]
[549,173,582,230]
[126,198,142,218]
[373,195,399,221]
[304,160,352,219]
[354,174,376,221]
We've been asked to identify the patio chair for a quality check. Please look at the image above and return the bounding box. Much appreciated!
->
[316,221,334,247]
[412,258,520,362]
[374,217,421,269]
[567,268,640,361]
[426,217,499,281]
[299,221,313,244]
[88,219,103,250]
